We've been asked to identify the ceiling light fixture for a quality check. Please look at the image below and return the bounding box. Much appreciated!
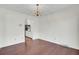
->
[33,4,41,16]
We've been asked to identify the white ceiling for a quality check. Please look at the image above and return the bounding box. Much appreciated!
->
[0,4,75,16]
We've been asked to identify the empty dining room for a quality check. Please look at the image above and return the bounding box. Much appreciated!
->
[0,4,79,55]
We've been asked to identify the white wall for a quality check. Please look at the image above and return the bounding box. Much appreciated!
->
[0,13,3,47]
[36,5,79,49]
[0,7,39,48]
[0,8,27,48]
[0,8,6,48]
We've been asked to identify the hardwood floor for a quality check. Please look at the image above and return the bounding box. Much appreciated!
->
[0,38,79,55]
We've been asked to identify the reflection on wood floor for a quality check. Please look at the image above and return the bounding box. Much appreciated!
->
[0,38,79,55]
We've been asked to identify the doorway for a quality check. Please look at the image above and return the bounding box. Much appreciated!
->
[25,19,33,46]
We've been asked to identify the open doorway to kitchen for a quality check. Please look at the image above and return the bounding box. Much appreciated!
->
[25,19,33,46]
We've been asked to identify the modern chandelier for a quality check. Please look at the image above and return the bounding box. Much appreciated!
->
[33,4,41,16]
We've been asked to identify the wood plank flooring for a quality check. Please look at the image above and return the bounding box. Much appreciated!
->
[0,38,79,55]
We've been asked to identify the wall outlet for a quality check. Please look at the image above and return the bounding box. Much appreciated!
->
[19,24,22,27]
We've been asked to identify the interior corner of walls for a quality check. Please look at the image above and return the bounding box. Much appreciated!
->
[32,34,39,40]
